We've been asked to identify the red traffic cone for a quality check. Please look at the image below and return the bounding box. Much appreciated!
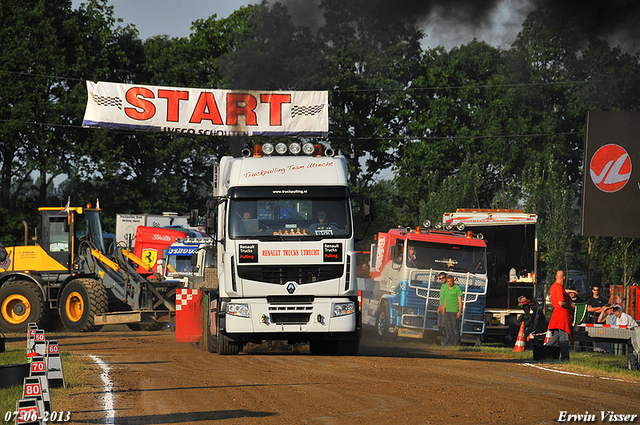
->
[543,329,552,345]
[513,322,526,352]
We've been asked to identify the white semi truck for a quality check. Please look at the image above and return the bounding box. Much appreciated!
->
[198,142,362,355]
[161,236,216,288]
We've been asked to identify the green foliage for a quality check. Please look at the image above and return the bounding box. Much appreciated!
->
[2,0,640,287]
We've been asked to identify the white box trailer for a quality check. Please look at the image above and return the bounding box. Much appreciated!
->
[115,213,190,249]
[443,209,538,339]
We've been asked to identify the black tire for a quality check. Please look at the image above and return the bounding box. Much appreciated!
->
[375,302,391,340]
[207,298,218,353]
[0,281,49,332]
[217,326,241,355]
[59,279,108,332]
[335,333,360,356]
[127,323,165,332]
[628,353,639,371]
[309,340,335,355]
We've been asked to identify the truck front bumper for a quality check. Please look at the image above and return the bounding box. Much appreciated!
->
[224,297,357,334]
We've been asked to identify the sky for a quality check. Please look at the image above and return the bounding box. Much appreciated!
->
[70,0,528,51]
[71,0,254,39]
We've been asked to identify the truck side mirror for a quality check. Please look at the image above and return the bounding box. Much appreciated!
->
[191,253,199,273]
[189,209,199,227]
[206,211,216,235]
[362,198,373,221]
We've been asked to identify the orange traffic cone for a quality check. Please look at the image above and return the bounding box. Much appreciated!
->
[543,329,552,345]
[513,322,526,352]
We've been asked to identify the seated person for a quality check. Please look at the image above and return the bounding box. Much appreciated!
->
[406,245,418,268]
[309,210,338,231]
[599,304,638,328]
[565,286,583,304]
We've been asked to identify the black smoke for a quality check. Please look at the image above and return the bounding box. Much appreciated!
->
[531,0,640,52]
[273,0,640,52]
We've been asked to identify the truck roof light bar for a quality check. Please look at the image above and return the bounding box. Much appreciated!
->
[256,142,333,157]
[182,237,213,245]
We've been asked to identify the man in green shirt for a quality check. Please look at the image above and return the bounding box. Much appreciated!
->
[440,275,463,346]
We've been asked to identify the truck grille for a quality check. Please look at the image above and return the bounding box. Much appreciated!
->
[267,296,314,304]
[237,265,343,284]
[270,313,312,324]
[268,298,314,324]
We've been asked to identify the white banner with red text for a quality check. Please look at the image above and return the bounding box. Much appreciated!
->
[82,81,328,137]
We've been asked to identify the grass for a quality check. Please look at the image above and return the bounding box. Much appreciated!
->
[0,345,95,425]
[364,335,638,378]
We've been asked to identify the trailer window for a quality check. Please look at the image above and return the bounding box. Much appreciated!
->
[229,198,351,239]
[408,241,486,274]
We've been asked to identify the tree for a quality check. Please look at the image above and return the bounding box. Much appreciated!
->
[317,0,423,192]
[0,0,140,241]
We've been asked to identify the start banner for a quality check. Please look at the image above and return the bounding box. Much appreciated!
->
[82,81,328,137]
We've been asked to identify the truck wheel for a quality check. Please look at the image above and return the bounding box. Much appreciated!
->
[309,340,335,355]
[59,279,108,332]
[207,323,218,353]
[335,333,360,356]
[375,302,391,340]
[207,299,218,353]
[217,323,241,355]
[628,353,639,371]
[0,281,49,332]
[127,323,165,332]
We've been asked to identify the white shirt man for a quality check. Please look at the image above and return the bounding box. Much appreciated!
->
[608,305,638,328]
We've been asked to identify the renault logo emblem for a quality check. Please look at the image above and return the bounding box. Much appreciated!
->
[286,282,296,294]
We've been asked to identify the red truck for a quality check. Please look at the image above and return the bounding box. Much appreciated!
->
[132,226,192,274]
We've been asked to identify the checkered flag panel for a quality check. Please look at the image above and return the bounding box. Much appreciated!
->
[175,288,199,311]
[90,91,123,110]
[291,104,325,118]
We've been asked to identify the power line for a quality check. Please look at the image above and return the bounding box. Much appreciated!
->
[0,69,85,83]
[1,69,638,93]
[0,119,580,141]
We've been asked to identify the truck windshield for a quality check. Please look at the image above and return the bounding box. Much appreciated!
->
[229,198,351,239]
[408,241,486,274]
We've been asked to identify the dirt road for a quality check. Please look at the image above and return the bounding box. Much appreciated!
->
[12,330,640,425]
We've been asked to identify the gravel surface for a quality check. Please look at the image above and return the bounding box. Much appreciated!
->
[5,330,640,424]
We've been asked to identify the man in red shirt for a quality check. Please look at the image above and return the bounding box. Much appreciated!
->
[545,270,575,360]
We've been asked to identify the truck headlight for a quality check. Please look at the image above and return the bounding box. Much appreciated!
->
[332,302,356,317]
[226,303,250,318]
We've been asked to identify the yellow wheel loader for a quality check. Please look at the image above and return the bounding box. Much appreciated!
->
[0,206,178,332]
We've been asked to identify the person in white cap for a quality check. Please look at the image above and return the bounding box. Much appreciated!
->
[611,304,638,328]
[598,304,638,327]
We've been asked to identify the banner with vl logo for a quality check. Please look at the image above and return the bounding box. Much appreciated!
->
[582,111,640,238]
